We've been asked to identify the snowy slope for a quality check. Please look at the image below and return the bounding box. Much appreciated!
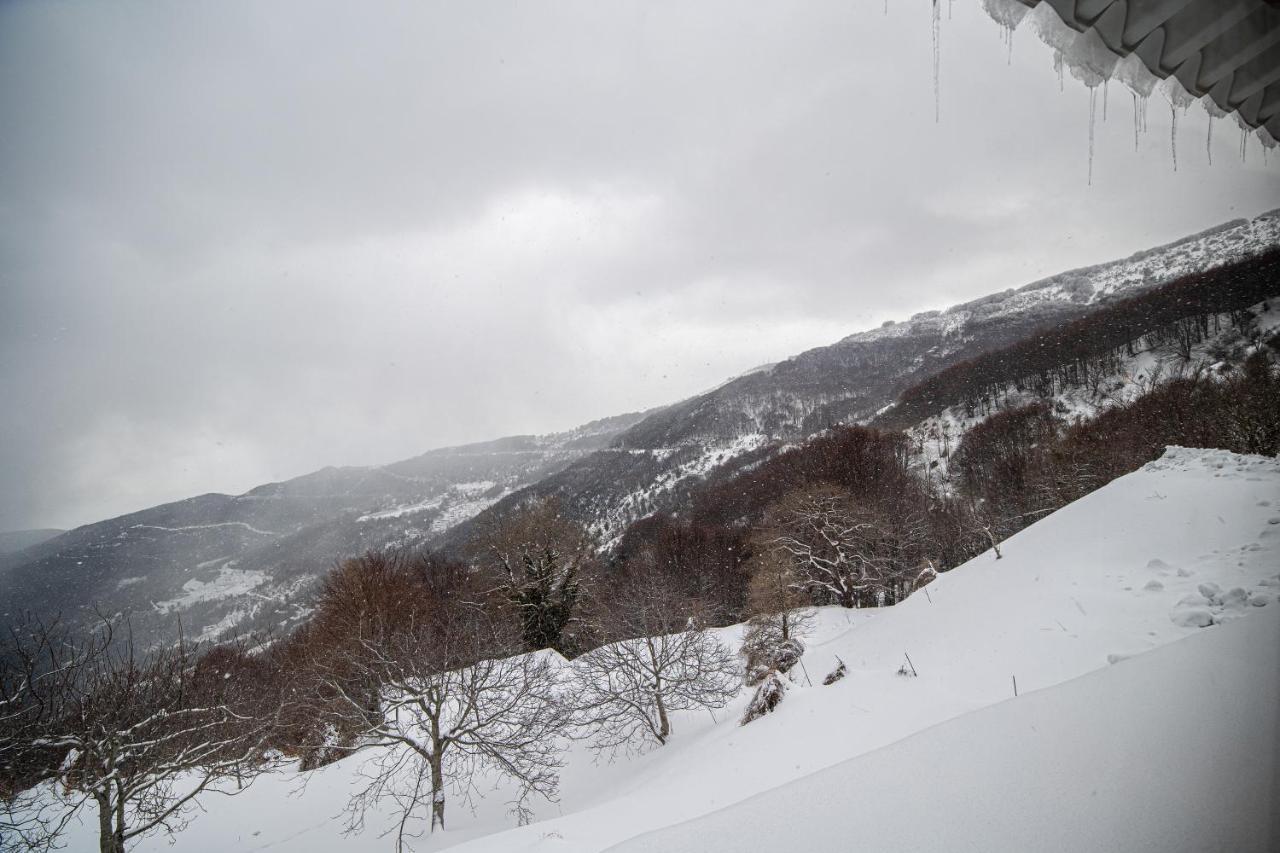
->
[441,446,1280,853]
[50,445,1279,852]
[614,608,1280,853]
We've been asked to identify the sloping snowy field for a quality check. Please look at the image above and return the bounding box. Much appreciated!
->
[614,606,1280,853]
[52,446,1280,852]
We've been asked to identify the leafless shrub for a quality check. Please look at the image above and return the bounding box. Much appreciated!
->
[739,670,787,726]
[821,658,847,686]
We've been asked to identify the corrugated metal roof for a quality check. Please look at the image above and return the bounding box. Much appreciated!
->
[1011,0,1280,139]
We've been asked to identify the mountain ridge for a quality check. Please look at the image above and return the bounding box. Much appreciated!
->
[5,209,1278,644]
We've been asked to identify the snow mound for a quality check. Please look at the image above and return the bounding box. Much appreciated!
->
[1143,445,1280,477]
[612,610,1280,853]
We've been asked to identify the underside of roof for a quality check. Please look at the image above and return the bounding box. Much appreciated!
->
[1004,0,1280,141]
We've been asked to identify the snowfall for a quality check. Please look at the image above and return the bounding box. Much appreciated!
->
[49,445,1280,852]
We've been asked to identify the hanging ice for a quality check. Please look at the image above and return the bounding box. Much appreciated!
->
[1162,76,1196,172]
[981,0,1029,64]
[932,0,942,122]
[1114,53,1157,152]
[980,0,1029,31]
[1088,86,1097,184]
[1051,28,1117,182]
[1259,127,1278,166]
[983,0,1024,62]
[1202,96,1229,167]
[1065,27,1120,86]
[974,0,1276,179]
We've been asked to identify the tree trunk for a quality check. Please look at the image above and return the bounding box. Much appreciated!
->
[654,690,670,744]
[429,753,445,831]
[647,639,670,745]
[96,792,124,853]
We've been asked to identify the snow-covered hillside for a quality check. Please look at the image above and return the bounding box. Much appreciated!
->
[57,445,1280,852]
[454,210,1280,549]
[907,297,1280,474]
[850,213,1280,348]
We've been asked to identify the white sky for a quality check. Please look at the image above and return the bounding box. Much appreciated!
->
[2,0,1278,531]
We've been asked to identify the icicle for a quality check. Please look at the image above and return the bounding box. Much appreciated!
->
[1102,79,1108,122]
[1161,77,1195,173]
[931,0,941,123]
[982,0,1028,66]
[1233,111,1256,164]
[884,0,887,15]
[1132,92,1140,152]
[948,0,953,20]
[1115,52,1156,155]
[1201,96,1229,168]
[1055,50,1064,91]
[1088,86,1097,185]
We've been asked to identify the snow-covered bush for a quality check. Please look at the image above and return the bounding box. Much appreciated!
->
[740,670,788,725]
[743,636,805,687]
[822,658,847,685]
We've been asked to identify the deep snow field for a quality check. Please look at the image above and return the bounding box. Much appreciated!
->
[52,446,1280,852]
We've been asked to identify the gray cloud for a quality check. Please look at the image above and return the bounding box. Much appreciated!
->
[2,0,1278,531]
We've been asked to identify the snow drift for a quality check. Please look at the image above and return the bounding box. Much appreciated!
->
[614,606,1280,853]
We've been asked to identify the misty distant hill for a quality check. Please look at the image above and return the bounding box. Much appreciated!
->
[0,528,64,557]
[0,410,652,643]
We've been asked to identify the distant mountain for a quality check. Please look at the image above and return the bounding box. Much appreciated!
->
[0,410,652,643]
[0,528,63,557]
[439,210,1280,550]
[5,209,1278,645]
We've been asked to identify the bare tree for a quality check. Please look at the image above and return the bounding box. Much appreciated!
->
[1,614,268,853]
[739,542,814,686]
[766,485,924,608]
[309,602,568,847]
[570,566,739,754]
[478,499,595,656]
[742,541,814,645]
[2,615,93,853]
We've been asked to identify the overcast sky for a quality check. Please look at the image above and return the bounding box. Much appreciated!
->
[2,0,1277,532]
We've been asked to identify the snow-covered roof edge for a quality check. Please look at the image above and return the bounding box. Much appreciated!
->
[982,0,1280,144]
